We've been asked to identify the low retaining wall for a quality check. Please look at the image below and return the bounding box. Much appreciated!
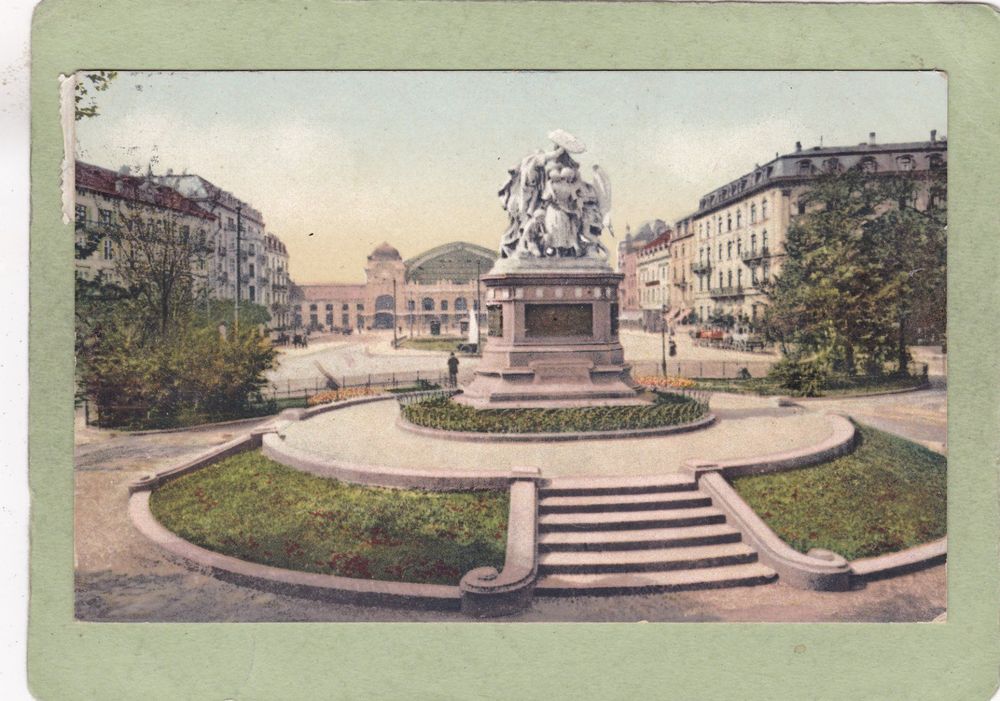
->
[395,413,716,443]
[851,537,947,582]
[698,471,852,590]
[683,412,857,479]
[129,490,461,611]
[460,468,540,617]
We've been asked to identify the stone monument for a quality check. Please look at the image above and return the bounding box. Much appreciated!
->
[458,130,643,408]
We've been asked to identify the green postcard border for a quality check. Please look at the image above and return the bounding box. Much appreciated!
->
[28,1,1000,699]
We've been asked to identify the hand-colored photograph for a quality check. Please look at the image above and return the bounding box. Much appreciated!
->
[72,70,947,622]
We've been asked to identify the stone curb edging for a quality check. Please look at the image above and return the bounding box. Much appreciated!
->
[394,413,717,443]
[698,471,852,590]
[777,378,931,403]
[261,431,515,491]
[460,469,540,617]
[128,428,272,494]
[850,537,947,581]
[104,414,279,436]
[683,412,858,479]
[128,490,462,611]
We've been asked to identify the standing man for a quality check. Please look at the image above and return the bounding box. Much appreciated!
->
[447,352,460,387]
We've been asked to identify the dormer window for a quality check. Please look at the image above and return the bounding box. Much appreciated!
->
[860,156,878,174]
[896,155,915,171]
[798,159,813,175]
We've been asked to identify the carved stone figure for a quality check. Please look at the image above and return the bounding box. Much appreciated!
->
[497,131,612,260]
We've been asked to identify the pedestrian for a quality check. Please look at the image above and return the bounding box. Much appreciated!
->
[669,339,677,357]
[447,351,459,387]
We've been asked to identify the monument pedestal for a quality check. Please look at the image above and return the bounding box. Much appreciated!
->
[457,259,644,408]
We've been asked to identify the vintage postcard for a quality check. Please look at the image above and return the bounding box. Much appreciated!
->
[71,69,949,623]
[28,2,1000,700]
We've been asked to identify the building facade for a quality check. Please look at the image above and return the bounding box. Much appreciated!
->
[683,132,947,326]
[297,241,497,335]
[74,161,217,291]
[636,230,672,331]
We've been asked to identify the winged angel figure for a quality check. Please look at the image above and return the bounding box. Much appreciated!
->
[498,130,614,259]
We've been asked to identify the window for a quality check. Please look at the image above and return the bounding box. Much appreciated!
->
[75,204,87,224]
[422,297,434,311]
[750,233,757,252]
[750,204,756,224]
[736,239,742,256]
[309,304,317,311]
[227,217,235,231]
[727,214,732,231]
[454,297,467,311]
[326,312,333,326]
[823,157,842,173]
[860,156,878,173]
[751,267,758,285]
[736,210,742,228]
[357,303,364,311]
[98,209,112,226]
[928,153,945,170]
[737,269,743,287]
[103,239,113,260]
[761,199,768,219]
[727,242,732,259]
[407,300,415,311]
[762,231,768,250]
[249,264,255,277]
[718,244,722,260]
[718,271,723,288]
[248,244,256,255]
[342,303,349,311]
[180,225,190,243]
[325,304,333,311]
[727,270,733,288]
[896,155,915,171]
[798,160,813,175]
[441,300,448,311]
[342,313,350,326]
[797,201,806,215]
[249,286,255,302]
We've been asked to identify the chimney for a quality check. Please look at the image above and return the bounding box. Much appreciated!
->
[795,141,802,153]
[930,129,937,143]
[869,132,876,146]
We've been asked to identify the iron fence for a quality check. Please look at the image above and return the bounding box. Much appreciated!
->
[630,359,776,379]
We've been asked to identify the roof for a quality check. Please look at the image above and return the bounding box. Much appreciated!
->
[639,231,672,256]
[369,242,402,261]
[75,161,216,220]
[155,173,265,225]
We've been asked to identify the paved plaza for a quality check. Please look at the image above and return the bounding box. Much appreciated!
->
[278,395,833,477]
[74,344,948,621]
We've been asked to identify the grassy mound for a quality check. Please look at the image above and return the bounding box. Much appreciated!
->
[401,392,708,434]
[732,425,946,560]
[149,452,507,585]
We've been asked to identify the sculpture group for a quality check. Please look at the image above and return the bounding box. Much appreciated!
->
[498,130,613,260]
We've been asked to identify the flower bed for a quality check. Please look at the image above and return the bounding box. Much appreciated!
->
[731,425,946,560]
[633,374,696,389]
[307,386,382,407]
[401,393,708,434]
[149,452,508,585]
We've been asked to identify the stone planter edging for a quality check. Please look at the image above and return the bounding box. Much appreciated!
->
[850,537,947,581]
[128,490,461,611]
[683,412,858,479]
[261,431,515,491]
[697,471,852,590]
[394,413,717,443]
[128,428,271,494]
[460,468,540,617]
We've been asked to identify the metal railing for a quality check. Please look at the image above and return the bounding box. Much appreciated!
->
[631,359,776,379]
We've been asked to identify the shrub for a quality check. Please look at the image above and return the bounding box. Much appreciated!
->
[402,394,708,433]
[767,357,830,397]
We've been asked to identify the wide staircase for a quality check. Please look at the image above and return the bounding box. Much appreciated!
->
[534,474,777,596]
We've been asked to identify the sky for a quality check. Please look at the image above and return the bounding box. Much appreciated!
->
[75,71,947,284]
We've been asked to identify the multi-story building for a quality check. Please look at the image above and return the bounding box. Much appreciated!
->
[616,220,664,314]
[155,173,280,309]
[74,161,217,290]
[635,229,672,331]
[263,233,291,327]
[686,131,947,326]
[297,241,497,336]
[667,214,696,325]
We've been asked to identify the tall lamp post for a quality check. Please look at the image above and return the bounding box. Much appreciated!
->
[475,260,482,353]
[660,303,668,376]
[392,278,398,348]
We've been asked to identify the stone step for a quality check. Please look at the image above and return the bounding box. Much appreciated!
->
[540,474,697,497]
[539,491,712,514]
[534,563,778,596]
[538,506,726,532]
[538,542,757,574]
[538,523,743,552]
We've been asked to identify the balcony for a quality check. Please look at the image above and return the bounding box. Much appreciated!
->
[76,219,121,237]
[741,246,771,265]
[709,285,746,300]
[692,260,712,275]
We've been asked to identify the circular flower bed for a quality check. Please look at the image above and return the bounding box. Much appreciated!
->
[401,392,708,434]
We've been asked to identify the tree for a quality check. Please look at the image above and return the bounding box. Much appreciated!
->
[762,166,946,374]
[74,71,117,121]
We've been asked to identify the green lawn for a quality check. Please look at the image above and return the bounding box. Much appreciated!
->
[396,336,464,352]
[693,374,926,397]
[401,392,708,433]
[731,425,946,560]
[149,452,508,584]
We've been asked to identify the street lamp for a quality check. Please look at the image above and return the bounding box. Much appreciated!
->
[660,303,668,376]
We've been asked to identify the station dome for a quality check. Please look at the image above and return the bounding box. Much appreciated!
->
[368,241,402,261]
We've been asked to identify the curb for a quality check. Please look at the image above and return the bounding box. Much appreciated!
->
[851,537,947,581]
